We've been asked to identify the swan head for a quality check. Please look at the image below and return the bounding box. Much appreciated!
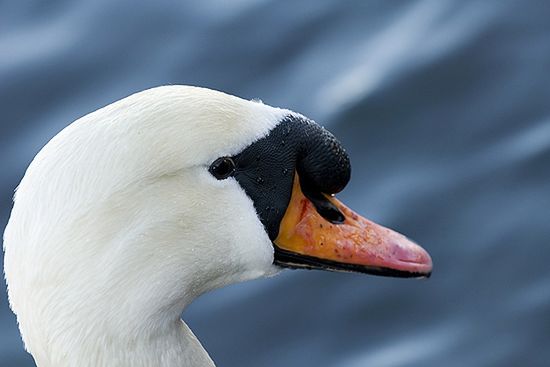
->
[3,86,432,365]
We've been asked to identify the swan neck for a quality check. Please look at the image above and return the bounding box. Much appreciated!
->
[32,318,214,367]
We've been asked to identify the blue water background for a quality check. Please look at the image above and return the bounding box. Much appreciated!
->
[1,1,549,366]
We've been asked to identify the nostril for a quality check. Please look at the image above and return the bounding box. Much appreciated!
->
[316,200,345,224]
[300,181,345,224]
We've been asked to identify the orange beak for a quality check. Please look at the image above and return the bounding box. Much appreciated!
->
[274,175,432,278]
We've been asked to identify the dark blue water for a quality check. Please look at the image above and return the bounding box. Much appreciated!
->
[1,1,549,366]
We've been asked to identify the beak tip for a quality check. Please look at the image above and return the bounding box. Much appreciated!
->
[399,245,433,276]
[373,233,433,277]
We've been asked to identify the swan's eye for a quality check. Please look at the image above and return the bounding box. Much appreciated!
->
[209,157,236,180]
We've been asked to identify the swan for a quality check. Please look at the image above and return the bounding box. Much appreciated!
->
[3,86,432,367]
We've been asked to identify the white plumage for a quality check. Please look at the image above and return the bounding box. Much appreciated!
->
[4,86,293,366]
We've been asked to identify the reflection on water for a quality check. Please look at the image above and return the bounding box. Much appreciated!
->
[1,1,549,366]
